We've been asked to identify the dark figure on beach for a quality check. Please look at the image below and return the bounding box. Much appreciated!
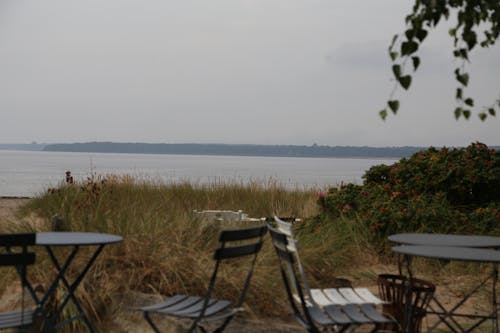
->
[65,171,74,184]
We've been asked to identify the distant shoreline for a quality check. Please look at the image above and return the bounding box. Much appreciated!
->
[42,142,424,159]
[1,142,498,159]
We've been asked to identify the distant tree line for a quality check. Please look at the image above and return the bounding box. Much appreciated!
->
[0,144,45,151]
[42,142,431,158]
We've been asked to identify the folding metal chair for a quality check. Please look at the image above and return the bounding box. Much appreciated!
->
[273,217,385,308]
[131,224,267,333]
[268,224,393,332]
[0,233,36,330]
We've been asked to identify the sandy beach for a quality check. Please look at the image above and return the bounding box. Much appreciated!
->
[0,196,30,221]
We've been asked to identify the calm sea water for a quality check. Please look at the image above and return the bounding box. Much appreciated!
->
[0,150,396,197]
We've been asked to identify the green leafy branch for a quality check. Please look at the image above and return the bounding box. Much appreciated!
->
[380,0,500,121]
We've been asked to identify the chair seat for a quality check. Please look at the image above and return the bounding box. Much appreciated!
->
[130,225,267,333]
[134,294,234,320]
[311,287,384,307]
[307,305,337,326]
[0,309,34,329]
[358,304,393,323]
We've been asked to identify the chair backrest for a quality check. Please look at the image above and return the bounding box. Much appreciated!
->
[200,225,267,316]
[0,232,36,275]
[267,225,320,331]
[0,252,36,267]
[273,216,315,303]
[0,233,36,329]
[0,233,36,248]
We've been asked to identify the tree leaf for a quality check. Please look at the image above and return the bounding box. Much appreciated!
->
[461,73,469,86]
[411,56,420,71]
[464,98,474,107]
[399,75,412,90]
[390,51,398,61]
[390,34,398,49]
[392,64,401,78]
[411,17,422,30]
[443,8,450,20]
[456,72,469,86]
[379,109,388,120]
[416,29,428,42]
[459,48,469,61]
[405,29,415,40]
[464,30,477,50]
[456,88,463,100]
[478,112,487,121]
[432,12,442,26]
[401,41,419,56]
[463,110,471,119]
[488,108,496,116]
[453,48,468,60]
[388,100,400,114]
[454,107,462,120]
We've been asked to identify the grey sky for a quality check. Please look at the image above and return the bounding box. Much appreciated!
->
[1,0,499,147]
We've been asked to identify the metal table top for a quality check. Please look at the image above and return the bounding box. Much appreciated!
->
[389,233,500,248]
[36,232,123,246]
[392,245,500,263]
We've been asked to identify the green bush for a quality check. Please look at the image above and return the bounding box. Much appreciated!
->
[319,142,500,246]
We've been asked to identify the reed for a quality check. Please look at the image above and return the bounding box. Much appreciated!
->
[3,175,374,330]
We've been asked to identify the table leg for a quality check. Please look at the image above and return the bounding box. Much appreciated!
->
[403,254,413,333]
[492,265,498,333]
[426,296,463,332]
[42,244,105,333]
[397,253,404,277]
[425,265,498,333]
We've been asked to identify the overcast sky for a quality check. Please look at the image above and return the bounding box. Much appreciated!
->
[1,0,499,147]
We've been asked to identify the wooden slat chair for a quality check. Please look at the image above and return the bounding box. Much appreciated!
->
[131,225,267,333]
[273,216,385,308]
[268,225,393,333]
[0,233,36,331]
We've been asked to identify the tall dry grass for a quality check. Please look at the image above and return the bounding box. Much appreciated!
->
[3,176,375,331]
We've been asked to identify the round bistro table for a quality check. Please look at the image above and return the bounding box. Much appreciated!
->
[32,232,123,333]
[389,233,500,248]
[392,244,500,333]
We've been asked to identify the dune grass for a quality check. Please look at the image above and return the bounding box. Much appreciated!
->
[1,175,380,331]
[3,175,496,332]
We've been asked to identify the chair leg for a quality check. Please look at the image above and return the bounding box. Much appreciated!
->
[212,315,235,333]
[190,322,208,333]
[144,312,162,333]
[322,324,347,333]
[186,318,204,333]
[336,324,351,333]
